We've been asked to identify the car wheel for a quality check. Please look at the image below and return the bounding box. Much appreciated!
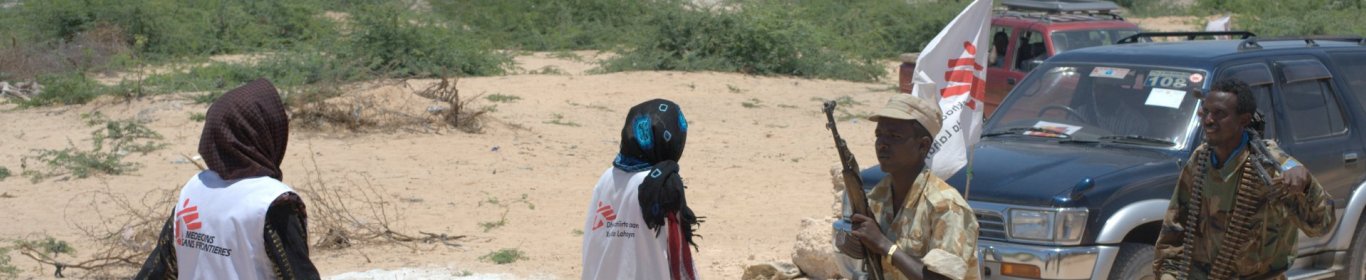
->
[1349,217,1366,280]
[1108,242,1157,280]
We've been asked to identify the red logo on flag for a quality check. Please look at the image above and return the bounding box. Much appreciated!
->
[176,199,202,243]
[592,202,617,231]
[941,41,987,110]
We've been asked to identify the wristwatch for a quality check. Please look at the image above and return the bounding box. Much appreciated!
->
[887,244,899,258]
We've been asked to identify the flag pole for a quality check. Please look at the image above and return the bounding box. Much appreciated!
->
[964,138,974,200]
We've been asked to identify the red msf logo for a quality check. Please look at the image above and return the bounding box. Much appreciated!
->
[592,202,617,231]
[942,41,987,110]
[176,199,203,243]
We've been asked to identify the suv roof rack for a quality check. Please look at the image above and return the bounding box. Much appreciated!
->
[1115,31,1256,44]
[1239,36,1366,51]
[1002,0,1121,13]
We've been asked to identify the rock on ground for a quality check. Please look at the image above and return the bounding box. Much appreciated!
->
[791,217,843,279]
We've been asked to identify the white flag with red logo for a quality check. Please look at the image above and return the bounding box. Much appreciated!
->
[910,0,992,179]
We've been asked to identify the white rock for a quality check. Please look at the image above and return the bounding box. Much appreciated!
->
[791,217,843,279]
[742,261,801,280]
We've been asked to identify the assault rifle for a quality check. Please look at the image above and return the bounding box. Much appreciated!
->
[823,101,886,280]
[1246,112,1285,197]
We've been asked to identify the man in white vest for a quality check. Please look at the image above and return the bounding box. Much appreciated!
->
[582,99,701,280]
[136,78,319,280]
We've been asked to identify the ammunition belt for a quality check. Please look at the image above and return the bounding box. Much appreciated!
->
[1175,147,1209,280]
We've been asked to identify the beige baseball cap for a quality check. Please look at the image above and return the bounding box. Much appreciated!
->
[868,94,943,134]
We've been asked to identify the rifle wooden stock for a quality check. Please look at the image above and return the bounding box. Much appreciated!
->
[823,101,886,280]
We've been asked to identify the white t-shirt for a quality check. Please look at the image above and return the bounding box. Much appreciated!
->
[173,171,294,280]
[582,167,696,279]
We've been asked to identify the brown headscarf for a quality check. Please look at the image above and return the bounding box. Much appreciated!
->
[199,78,289,181]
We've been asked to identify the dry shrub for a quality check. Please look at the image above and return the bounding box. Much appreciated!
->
[0,23,129,81]
[288,76,492,134]
[296,150,404,249]
[410,75,488,133]
[295,147,463,250]
[289,93,435,133]
[22,183,180,278]
[288,86,382,132]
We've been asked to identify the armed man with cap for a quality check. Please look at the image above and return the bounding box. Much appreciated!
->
[835,94,980,280]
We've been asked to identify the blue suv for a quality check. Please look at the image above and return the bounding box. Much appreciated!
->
[864,34,1366,279]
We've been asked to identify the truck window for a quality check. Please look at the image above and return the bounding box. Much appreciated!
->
[1050,29,1140,52]
[1328,52,1366,115]
[1279,60,1348,141]
[990,26,1013,68]
[1219,63,1277,138]
[1015,30,1046,72]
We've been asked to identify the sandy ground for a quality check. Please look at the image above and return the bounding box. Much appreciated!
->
[0,51,899,279]
[0,15,1202,278]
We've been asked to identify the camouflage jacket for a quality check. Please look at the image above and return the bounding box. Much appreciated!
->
[1154,140,1336,280]
[866,171,980,280]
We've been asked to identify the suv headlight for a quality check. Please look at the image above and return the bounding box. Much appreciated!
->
[1009,208,1088,243]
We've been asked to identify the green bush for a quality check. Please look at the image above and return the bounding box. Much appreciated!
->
[600,3,885,81]
[19,72,117,107]
[0,246,14,278]
[12,0,336,58]
[143,50,365,97]
[430,0,668,50]
[346,4,511,78]
[142,8,511,104]
[1193,0,1366,36]
[785,0,966,57]
[21,113,164,182]
[479,248,527,264]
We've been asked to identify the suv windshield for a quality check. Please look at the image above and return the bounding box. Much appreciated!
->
[986,64,1203,149]
[1051,29,1141,52]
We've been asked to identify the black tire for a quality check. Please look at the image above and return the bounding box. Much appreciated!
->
[1109,242,1157,280]
[1348,217,1366,280]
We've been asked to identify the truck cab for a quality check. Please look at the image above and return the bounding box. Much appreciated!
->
[899,0,1140,118]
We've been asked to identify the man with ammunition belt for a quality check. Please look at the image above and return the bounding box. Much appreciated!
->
[832,94,980,280]
[1154,79,1337,280]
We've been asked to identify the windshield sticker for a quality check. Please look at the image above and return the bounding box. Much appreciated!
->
[1089,67,1130,79]
[1145,88,1187,109]
[1027,121,1083,137]
[1189,73,1204,84]
[1146,70,1191,89]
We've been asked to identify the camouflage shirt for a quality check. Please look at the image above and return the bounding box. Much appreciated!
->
[866,171,980,280]
[1154,140,1336,280]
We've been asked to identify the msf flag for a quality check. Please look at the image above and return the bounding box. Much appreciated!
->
[910,0,991,179]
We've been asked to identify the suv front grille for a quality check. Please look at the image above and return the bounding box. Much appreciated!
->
[975,210,1007,240]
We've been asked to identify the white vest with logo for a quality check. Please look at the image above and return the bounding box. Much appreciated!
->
[581,167,683,280]
[173,171,294,280]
